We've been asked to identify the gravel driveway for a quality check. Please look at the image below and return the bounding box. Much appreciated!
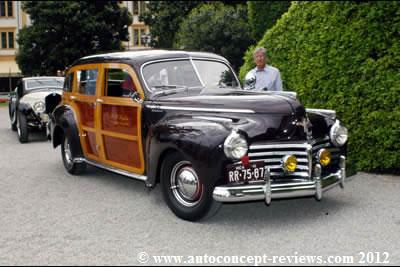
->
[0,107,399,265]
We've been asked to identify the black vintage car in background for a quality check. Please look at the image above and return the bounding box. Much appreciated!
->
[8,76,64,143]
[49,50,348,221]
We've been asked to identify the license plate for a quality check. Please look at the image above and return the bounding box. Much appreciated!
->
[226,161,266,183]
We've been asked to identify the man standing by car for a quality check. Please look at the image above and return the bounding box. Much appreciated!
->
[245,47,283,91]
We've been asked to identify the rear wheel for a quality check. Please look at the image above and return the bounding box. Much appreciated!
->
[160,152,221,221]
[17,111,29,143]
[61,133,86,175]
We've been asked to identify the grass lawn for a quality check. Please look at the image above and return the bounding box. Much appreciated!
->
[0,102,8,107]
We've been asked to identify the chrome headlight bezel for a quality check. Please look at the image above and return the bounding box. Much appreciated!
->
[33,101,45,113]
[223,131,248,160]
[330,120,348,147]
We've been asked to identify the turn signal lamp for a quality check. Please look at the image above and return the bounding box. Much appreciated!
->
[282,155,297,173]
[318,149,331,166]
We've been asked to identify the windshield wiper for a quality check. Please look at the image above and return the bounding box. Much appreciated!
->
[151,85,189,97]
[152,85,182,89]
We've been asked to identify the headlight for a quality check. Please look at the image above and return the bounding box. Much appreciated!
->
[330,120,348,147]
[224,131,248,160]
[33,101,45,113]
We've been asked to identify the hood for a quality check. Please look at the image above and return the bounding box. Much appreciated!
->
[151,89,304,115]
[21,90,62,105]
[146,89,310,142]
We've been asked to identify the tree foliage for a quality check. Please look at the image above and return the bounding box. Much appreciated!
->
[174,3,254,71]
[240,2,400,172]
[247,1,291,41]
[139,1,200,48]
[16,1,132,76]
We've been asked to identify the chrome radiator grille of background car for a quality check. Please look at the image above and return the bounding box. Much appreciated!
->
[248,137,341,180]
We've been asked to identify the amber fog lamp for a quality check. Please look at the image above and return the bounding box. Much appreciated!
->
[318,149,331,166]
[282,155,297,173]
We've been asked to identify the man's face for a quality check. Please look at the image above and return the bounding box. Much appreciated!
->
[253,51,266,69]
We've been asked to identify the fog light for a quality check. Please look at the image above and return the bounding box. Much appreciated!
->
[318,149,331,166]
[282,155,297,173]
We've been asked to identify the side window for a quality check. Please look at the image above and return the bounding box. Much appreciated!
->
[63,72,74,93]
[105,68,136,98]
[77,69,98,95]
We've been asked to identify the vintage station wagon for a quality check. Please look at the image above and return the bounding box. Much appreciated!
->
[49,50,348,221]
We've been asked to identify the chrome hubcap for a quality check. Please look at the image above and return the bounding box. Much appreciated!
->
[64,138,73,166]
[170,161,202,207]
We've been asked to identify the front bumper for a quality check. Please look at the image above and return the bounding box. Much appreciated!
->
[213,156,346,204]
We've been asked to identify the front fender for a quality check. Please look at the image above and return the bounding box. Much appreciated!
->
[146,116,232,188]
[17,102,33,115]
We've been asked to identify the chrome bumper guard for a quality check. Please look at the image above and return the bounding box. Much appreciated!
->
[213,156,346,204]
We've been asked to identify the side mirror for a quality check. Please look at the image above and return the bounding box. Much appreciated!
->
[244,72,256,90]
[130,91,143,104]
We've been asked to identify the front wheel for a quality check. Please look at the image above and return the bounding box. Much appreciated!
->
[61,133,86,175]
[160,152,221,221]
[17,111,29,143]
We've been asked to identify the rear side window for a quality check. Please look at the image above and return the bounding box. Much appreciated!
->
[77,69,98,95]
[104,68,136,97]
[63,72,74,92]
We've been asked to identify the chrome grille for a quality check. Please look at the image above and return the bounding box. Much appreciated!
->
[248,137,341,179]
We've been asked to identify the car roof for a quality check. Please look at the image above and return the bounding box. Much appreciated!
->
[72,49,229,69]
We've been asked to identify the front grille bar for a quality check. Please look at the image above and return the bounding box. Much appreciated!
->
[247,137,340,179]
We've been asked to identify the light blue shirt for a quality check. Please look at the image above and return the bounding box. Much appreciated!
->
[248,65,283,91]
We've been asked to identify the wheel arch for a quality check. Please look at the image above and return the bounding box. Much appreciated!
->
[153,147,181,186]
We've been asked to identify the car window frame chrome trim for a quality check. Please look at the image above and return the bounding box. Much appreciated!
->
[190,57,205,87]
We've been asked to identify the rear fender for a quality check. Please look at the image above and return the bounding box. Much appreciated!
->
[51,105,84,158]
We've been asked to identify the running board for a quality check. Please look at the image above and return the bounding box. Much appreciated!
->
[74,157,147,182]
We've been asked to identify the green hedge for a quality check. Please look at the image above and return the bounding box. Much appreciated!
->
[247,1,291,41]
[240,2,400,172]
[174,3,253,71]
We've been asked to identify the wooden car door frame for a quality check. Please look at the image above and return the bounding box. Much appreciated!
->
[68,63,103,162]
[95,63,145,174]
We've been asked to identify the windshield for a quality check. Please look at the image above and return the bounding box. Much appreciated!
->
[192,60,239,88]
[142,59,240,92]
[25,78,64,90]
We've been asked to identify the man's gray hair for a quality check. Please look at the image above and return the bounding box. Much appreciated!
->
[253,47,266,57]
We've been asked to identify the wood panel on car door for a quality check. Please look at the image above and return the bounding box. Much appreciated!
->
[96,63,145,174]
[69,64,102,162]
